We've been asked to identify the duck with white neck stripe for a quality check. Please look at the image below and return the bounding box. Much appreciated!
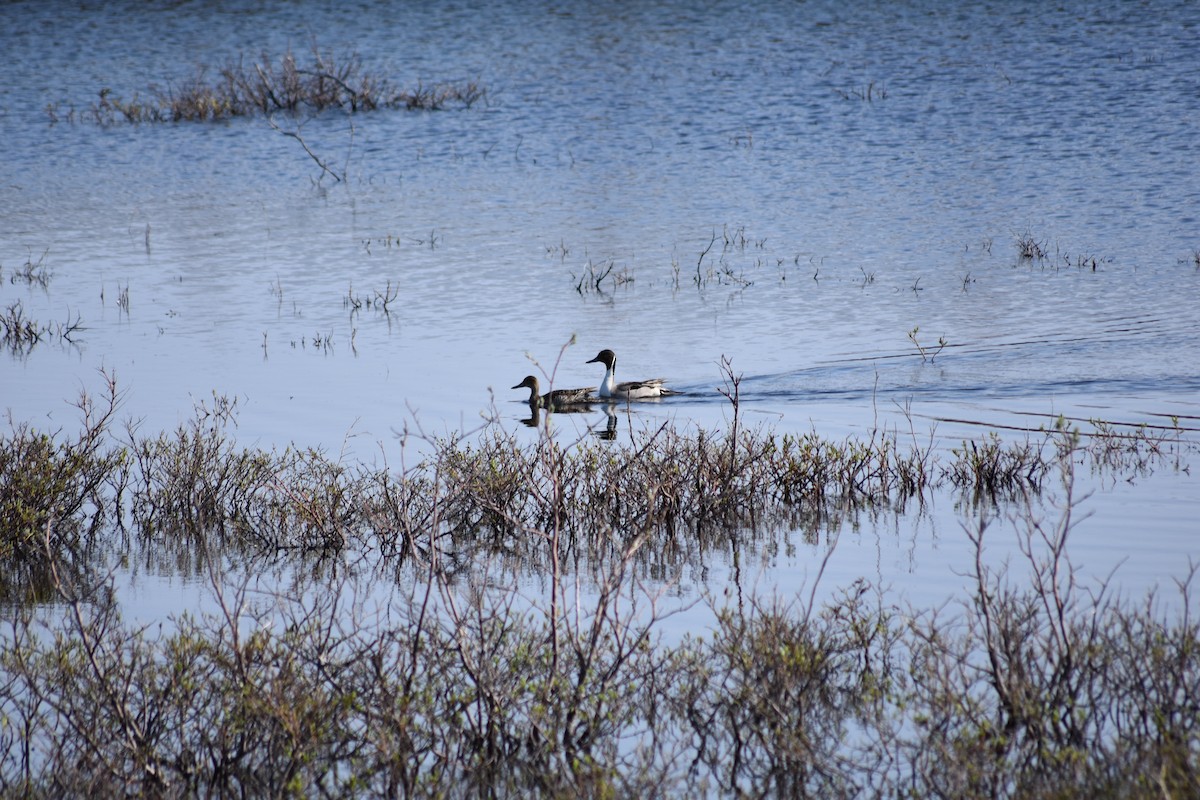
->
[585,349,678,400]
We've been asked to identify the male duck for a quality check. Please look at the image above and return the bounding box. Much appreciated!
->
[585,349,678,399]
[512,375,596,409]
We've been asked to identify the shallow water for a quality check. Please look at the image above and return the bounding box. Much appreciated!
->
[2,0,1198,614]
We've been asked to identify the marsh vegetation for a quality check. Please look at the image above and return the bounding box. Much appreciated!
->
[46,45,485,125]
[1,378,1196,796]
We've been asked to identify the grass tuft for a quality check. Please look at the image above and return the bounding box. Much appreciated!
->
[1015,230,1048,260]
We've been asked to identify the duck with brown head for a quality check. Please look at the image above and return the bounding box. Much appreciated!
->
[511,375,597,409]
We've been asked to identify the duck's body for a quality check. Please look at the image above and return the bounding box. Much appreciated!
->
[512,375,596,409]
[586,349,678,399]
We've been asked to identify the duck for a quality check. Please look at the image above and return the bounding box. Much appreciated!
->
[585,349,678,399]
[511,375,597,409]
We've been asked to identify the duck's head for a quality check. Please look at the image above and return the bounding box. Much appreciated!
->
[586,349,616,368]
[512,375,539,392]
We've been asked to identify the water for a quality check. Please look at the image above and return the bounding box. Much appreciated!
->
[2,0,1198,616]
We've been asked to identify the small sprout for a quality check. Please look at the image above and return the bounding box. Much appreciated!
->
[908,326,947,363]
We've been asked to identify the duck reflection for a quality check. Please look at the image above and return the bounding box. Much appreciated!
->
[592,407,619,441]
[519,402,596,429]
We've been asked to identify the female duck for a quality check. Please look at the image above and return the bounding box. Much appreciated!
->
[585,349,677,399]
[512,375,596,409]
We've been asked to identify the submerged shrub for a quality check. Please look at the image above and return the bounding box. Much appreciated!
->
[0,383,123,562]
[2,530,1196,796]
[672,587,893,797]
[70,46,486,125]
[0,301,43,353]
[129,416,276,541]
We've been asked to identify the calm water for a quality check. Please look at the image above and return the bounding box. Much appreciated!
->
[2,0,1198,615]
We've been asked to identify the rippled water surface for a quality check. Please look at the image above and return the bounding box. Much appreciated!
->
[2,0,1198,612]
